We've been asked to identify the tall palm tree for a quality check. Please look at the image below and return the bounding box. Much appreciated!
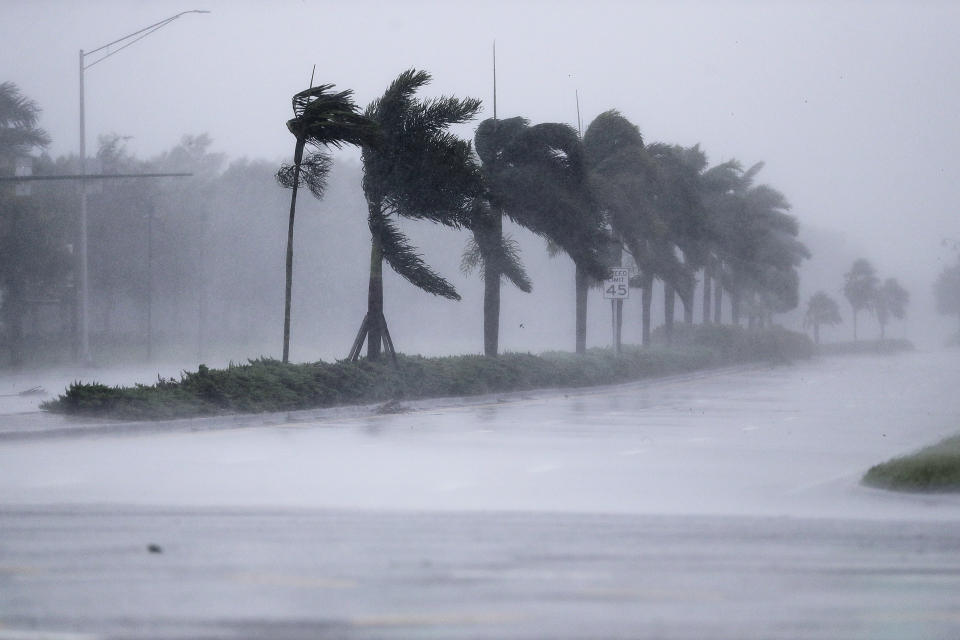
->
[278,83,376,363]
[803,291,842,345]
[350,69,482,361]
[466,116,609,356]
[582,110,656,346]
[843,258,878,341]
[644,143,708,339]
[463,116,538,357]
[702,160,807,327]
[522,122,609,354]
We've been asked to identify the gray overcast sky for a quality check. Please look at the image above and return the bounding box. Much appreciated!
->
[3,0,959,299]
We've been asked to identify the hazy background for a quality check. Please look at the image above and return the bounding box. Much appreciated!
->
[3,0,959,364]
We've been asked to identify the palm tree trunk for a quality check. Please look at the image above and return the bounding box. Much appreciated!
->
[641,272,654,347]
[367,223,385,361]
[681,284,694,324]
[575,265,588,354]
[482,212,503,357]
[731,290,741,326]
[702,265,712,324]
[282,138,305,364]
[852,307,858,341]
[664,283,676,344]
[713,278,723,325]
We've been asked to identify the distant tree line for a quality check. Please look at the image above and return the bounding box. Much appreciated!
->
[803,258,911,345]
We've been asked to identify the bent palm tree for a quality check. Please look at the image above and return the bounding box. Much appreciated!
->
[466,116,608,356]
[277,83,377,363]
[496,121,608,353]
[350,69,482,362]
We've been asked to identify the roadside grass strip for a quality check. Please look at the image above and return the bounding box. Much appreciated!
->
[863,434,960,493]
[41,325,814,421]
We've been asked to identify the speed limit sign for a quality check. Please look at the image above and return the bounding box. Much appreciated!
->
[603,268,629,299]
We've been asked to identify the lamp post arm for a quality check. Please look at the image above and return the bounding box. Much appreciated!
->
[83,10,210,69]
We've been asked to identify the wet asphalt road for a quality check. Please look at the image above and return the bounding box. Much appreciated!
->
[3,507,960,640]
[3,351,960,638]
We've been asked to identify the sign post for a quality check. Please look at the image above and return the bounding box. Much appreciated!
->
[603,268,629,354]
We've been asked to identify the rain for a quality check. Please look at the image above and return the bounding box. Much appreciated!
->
[2,1,960,638]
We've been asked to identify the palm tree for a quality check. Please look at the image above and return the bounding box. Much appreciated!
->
[703,160,807,327]
[697,158,743,324]
[643,143,708,339]
[0,82,50,158]
[477,118,607,354]
[1,82,50,367]
[843,258,878,341]
[803,291,842,345]
[277,83,376,363]
[462,116,535,357]
[467,116,608,356]
[350,69,482,361]
[582,112,690,348]
[874,277,909,340]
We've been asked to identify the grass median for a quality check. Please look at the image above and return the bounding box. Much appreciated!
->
[41,325,814,421]
[863,435,960,493]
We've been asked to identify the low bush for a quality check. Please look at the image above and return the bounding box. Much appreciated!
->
[42,326,814,421]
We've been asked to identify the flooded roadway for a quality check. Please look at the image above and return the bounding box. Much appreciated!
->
[1,350,959,638]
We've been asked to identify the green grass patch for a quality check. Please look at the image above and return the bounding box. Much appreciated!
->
[863,435,960,493]
[41,325,813,421]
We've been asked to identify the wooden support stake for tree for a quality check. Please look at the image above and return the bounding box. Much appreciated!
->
[347,312,397,365]
[348,314,369,361]
[380,313,398,365]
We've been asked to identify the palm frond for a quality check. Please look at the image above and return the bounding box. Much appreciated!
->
[276,151,331,198]
[286,83,378,150]
[0,82,50,155]
[373,214,460,300]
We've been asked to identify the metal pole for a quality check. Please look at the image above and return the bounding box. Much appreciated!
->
[76,10,209,366]
[610,298,620,354]
[78,49,91,365]
[146,204,153,361]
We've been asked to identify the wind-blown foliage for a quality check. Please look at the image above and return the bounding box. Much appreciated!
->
[467,115,608,356]
[277,82,376,363]
[703,160,808,327]
[0,82,50,155]
[356,69,482,360]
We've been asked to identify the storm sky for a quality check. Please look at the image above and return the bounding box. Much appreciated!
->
[3,0,959,330]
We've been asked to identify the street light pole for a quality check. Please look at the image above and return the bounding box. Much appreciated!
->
[77,9,209,365]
